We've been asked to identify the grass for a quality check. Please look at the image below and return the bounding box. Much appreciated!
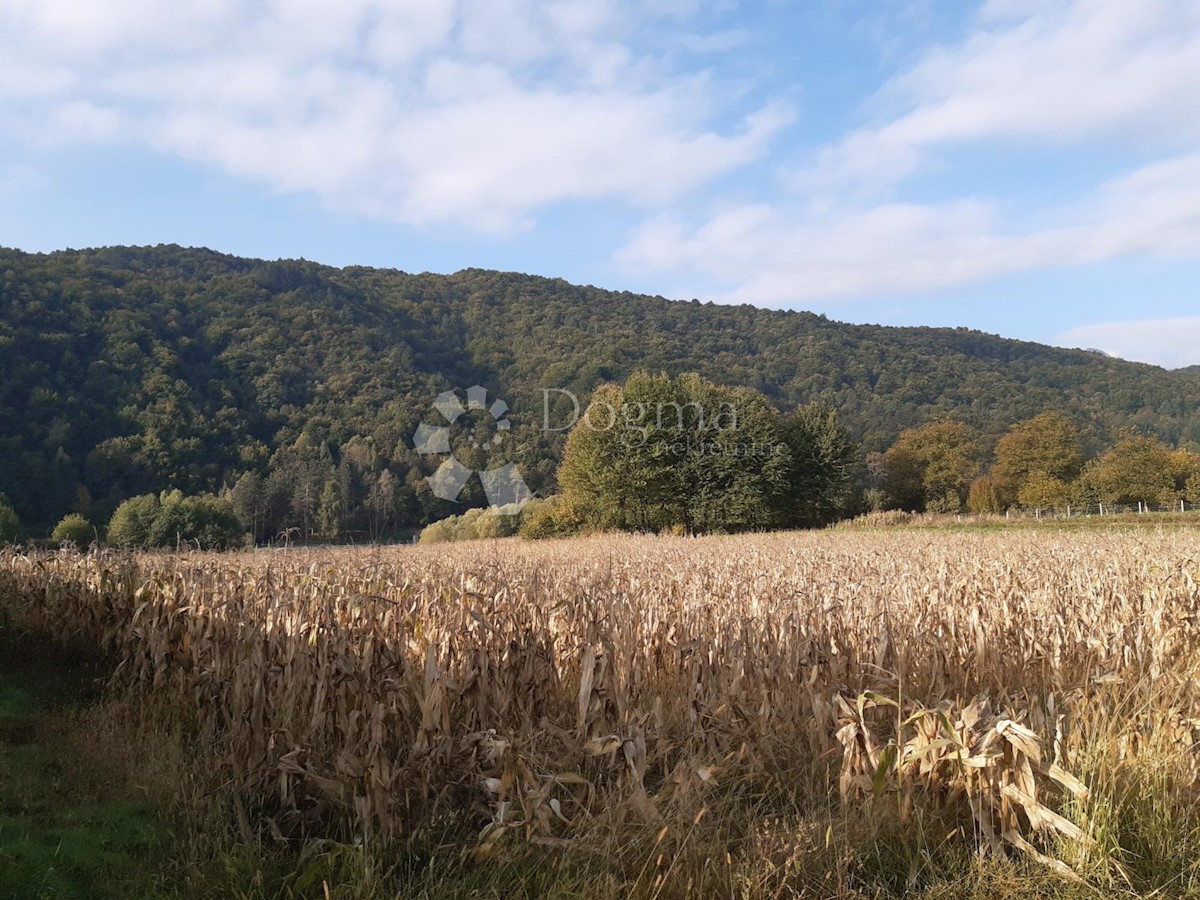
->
[0,621,616,899]
[0,625,320,899]
[0,631,171,899]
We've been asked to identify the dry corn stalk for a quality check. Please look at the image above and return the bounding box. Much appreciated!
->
[0,529,1197,857]
[835,692,1094,880]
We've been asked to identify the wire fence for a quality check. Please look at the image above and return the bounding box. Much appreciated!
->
[1003,501,1200,521]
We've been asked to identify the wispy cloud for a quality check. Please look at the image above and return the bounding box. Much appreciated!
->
[618,0,1200,305]
[4,0,1199,317]
[617,152,1200,303]
[1057,316,1200,369]
[0,0,785,232]
[793,0,1200,197]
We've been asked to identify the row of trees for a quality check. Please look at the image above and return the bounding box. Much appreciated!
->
[13,404,1200,548]
[875,412,1200,514]
[0,489,243,550]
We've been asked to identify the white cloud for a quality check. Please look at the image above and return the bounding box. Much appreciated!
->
[794,0,1200,196]
[0,0,785,232]
[618,151,1200,304]
[618,0,1200,306]
[1057,317,1200,369]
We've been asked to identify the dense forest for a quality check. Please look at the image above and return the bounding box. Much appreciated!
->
[3,244,1199,537]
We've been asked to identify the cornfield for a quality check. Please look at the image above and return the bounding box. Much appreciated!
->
[4,529,1200,892]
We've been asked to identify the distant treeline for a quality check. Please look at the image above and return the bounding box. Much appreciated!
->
[4,244,1200,537]
[5,382,1199,547]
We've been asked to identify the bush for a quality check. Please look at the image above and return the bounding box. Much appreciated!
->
[0,497,19,543]
[418,520,453,544]
[966,475,1004,515]
[518,496,583,540]
[107,494,161,548]
[146,491,245,550]
[835,510,914,530]
[51,514,95,547]
[418,505,524,544]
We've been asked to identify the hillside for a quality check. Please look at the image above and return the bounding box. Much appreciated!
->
[2,244,1199,531]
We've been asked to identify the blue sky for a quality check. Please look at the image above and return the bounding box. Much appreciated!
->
[2,0,1199,366]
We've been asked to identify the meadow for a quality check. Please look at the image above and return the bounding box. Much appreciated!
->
[3,528,1200,898]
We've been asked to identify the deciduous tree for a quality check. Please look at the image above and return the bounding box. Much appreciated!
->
[1081,434,1175,506]
[882,421,981,513]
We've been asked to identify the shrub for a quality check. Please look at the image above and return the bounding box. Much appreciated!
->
[417,520,452,545]
[146,491,245,550]
[0,497,19,543]
[419,505,524,544]
[966,475,1004,515]
[51,514,94,547]
[518,496,583,540]
[835,509,914,529]
[107,494,161,548]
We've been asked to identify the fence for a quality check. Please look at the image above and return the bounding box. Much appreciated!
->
[1003,500,1200,521]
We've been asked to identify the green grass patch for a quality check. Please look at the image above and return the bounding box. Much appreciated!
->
[0,631,175,900]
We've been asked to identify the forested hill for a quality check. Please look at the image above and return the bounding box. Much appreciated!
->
[3,243,1199,531]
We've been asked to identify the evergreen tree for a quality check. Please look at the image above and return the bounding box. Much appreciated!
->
[367,469,400,541]
[317,478,344,542]
[229,471,266,544]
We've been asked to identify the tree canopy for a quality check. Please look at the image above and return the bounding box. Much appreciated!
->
[559,372,857,533]
[1080,435,1178,506]
[881,421,982,513]
[3,245,1200,536]
[108,491,244,550]
[883,416,1200,514]
[992,412,1085,505]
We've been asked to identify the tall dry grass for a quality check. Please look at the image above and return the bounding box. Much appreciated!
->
[3,530,1200,895]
